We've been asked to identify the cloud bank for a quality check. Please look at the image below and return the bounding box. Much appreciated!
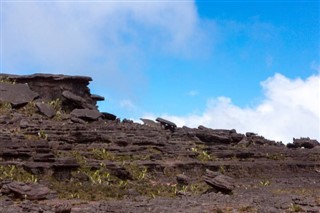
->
[145,73,320,143]
[2,2,205,82]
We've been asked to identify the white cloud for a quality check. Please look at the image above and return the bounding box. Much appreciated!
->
[2,1,205,72]
[2,1,211,102]
[145,73,320,144]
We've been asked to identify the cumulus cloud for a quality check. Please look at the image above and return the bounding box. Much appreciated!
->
[144,73,320,143]
[2,1,205,73]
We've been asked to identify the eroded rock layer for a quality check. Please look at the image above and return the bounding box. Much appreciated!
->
[0,73,319,212]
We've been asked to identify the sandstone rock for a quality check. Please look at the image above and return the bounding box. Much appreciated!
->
[156,117,177,131]
[91,94,105,101]
[1,181,54,200]
[55,203,72,213]
[204,174,235,194]
[176,174,189,185]
[0,83,38,107]
[140,118,161,128]
[62,90,95,110]
[288,137,320,149]
[35,102,56,118]
[19,119,30,128]
[70,109,102,121]
[0,73,102,112]
[103,112,117,121]
[246,132,257,137]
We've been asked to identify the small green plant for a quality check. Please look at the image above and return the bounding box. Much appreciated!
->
[138,167,148,180]
[288,203,304,212]
[260,180,270,186]
[91,148,115,161]
[48,98,62,111]
[190,147,213,162]
[0,165,38,183]
[38,130,48,140]
[266,153,285,161]
[123,163,149,181]
[0,77,16,84]
[0,102,12,113]
[239,206,255,212]
[219,165,226,174]
[18,102,37,115]
[84,167,111,185]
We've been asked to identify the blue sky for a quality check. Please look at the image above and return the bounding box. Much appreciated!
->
[1,1,319,143]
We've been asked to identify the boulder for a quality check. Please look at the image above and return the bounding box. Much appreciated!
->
[1,73,102,112]
[35,103,56,118]
[288,137,320,149]
[176,174,189,185]
[140,118,161,128]
[0,181,54,200]
[91,94,105,101]
[0,83,38,107]
[156,117,177,131]
[62,90,95,110]
[70,109,103,121]
[204,172,235,194]
[103,112,117,121]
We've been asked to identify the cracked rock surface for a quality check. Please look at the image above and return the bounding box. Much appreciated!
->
[0,73,319,212]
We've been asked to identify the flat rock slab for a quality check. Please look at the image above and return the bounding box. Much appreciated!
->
[71,109,102,121]
[103,112,117,121]
[140,118,161,128]
[1,181,54,200]
[0,83,38,107]
[204,174,235,194]
[35,103,56,118]
[62,90,95,110]
[156,117,177,131]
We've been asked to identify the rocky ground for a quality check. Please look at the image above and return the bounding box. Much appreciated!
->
[0,74,319,213]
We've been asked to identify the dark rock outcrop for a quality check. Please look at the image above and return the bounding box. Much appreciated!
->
[0,73,103,111]
[0,82,39,107]
[35,103,56,118]
[176,174,189,185]
[70,108,103,121]
[156,117,177,131]
[0,181,55,200]
[103,112,117,121]
[0,73,319,212]
[204,172,235,194]
[287,137,320,149]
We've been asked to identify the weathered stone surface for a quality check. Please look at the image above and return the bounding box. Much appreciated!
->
[70,108,102,121]
[103,112,117,121]
[91,94,105,101]
[288,137,320,149]
[156,117,177,131]
[0,73,319,213]
[0,83,38,107]
[204,174,235,194]
[1,181,54,200]
[141,118,161,128]
[35,102,56,118]
[176,174,189,185]
[62,90,95,110]
[0,73,103,112]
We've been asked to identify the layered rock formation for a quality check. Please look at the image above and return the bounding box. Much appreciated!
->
[0,73,319,212]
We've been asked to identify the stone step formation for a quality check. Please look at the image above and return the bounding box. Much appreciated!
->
[0,73,319,212]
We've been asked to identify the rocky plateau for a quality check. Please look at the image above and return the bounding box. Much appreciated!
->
[0,73,319,213]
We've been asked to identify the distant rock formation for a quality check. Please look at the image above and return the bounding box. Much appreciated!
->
[0,73,103,112]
